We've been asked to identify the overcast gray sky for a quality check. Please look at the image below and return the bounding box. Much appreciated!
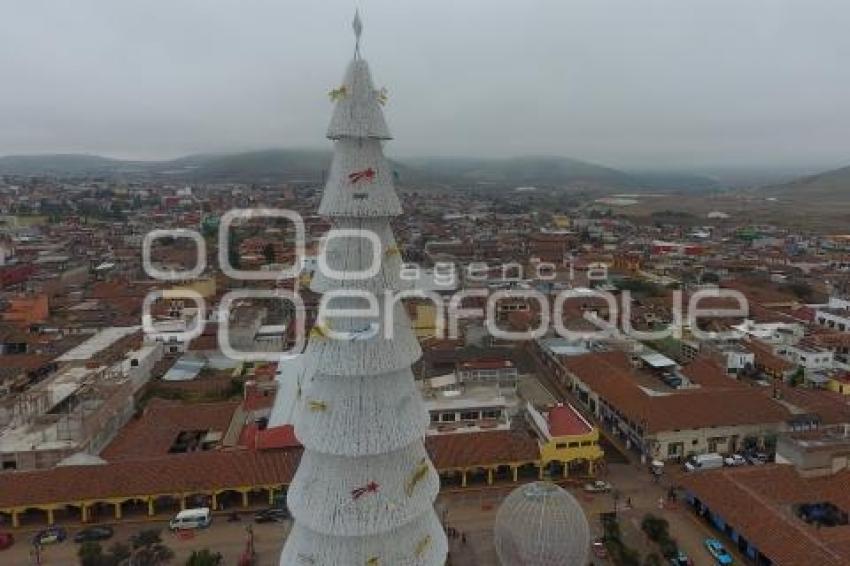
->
[0,0,848,170]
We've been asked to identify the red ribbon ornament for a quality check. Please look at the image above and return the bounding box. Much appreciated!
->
[351,481,380,500]
[348,168,376,184]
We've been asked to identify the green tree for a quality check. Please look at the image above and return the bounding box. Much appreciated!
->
[131,529,163,549]
[228,235,242,270]
[133,544,174,566]
[130,529,174,566]
[763,432,778,455]
[786,281,814,301]
[640,514,669,542]
[659,537,679,559]
[617,278,665,297]
[618,546,642,566]
[78,541,105,566]
[790,367,805,387]
[228,378,245,398]
[700,271,720,284]
[185,549,223,566]
[262,242,276,265]
[108,542,131,563]
[742,435,759,451]
[78,540,135,566]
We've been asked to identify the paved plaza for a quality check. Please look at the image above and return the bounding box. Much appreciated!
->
[3,461,747,565]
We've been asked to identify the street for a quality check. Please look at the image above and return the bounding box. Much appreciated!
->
[2,462,745,565]
[2,518,288,566]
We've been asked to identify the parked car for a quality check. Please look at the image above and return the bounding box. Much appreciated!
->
[254,507,290,523]
[74,526,114,543]
[650,459,665,477]
[591,538,608,559]
[704,538,734,565]
[583,480,613,493]
[669,550,694,565]
[724,454,746,467]
[169,507,212,531]
[746,452,769,465]
[0,532,14,550]
[33,527,67,546]
[685,453,724,472]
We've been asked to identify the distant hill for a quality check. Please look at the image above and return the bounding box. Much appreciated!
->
[0,154,152,176]
[622,170,724,192]
[404,155,644,189]
[759,164,850,200]
[0,151,334,181]
[165,149,333,181]
[0,150,726,192]
[0,150,419,184]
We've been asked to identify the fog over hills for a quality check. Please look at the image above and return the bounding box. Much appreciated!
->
[0,150,716,191]
[0,150,845,197]
[757,164,850,200]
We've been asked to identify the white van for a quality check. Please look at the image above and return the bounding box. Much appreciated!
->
[684,453,724,472]
[169,507,212,531]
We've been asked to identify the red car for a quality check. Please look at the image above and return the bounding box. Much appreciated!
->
[0,532,14,550]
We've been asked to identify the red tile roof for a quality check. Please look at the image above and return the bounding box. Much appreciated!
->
[238,423,261,450]
[772,384,850,425]
[236,420,300,451]
[425,430,539,469]
[747,338,796,374]
[0,450,301,510]
[810,331,850,350]
[242,386,277,412]
[256,425,301,450]
[563,352,790,433]
[681,465,850,566]
[680,357,748,390]
[0,431,540,510]
[547,404,592,436]
[101,399,239,462]
[0,353,56,369]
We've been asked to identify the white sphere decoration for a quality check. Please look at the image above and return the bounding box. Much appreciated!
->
[494,481,591,566]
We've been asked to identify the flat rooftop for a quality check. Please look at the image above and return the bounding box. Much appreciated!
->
[784,426,850,452]
[56,326,140,362]
[0,365,107,453]
[421,384,516,412]
[539,337,590,357]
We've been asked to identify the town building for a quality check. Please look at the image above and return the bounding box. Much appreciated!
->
[681,443,850,565]
[532,340,792,462]
[525,402,603,476]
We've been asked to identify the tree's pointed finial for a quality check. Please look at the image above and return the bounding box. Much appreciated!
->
[353,9,363,57]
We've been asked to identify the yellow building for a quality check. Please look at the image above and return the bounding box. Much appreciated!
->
[826,374,850,396]
[526,402,604,477]
[168,277,217,299]
[12,215,49,227]
[552,215,571,229]
[409,301,439,339]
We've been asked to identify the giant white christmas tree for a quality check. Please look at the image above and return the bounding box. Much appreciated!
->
[279,13,448,566]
